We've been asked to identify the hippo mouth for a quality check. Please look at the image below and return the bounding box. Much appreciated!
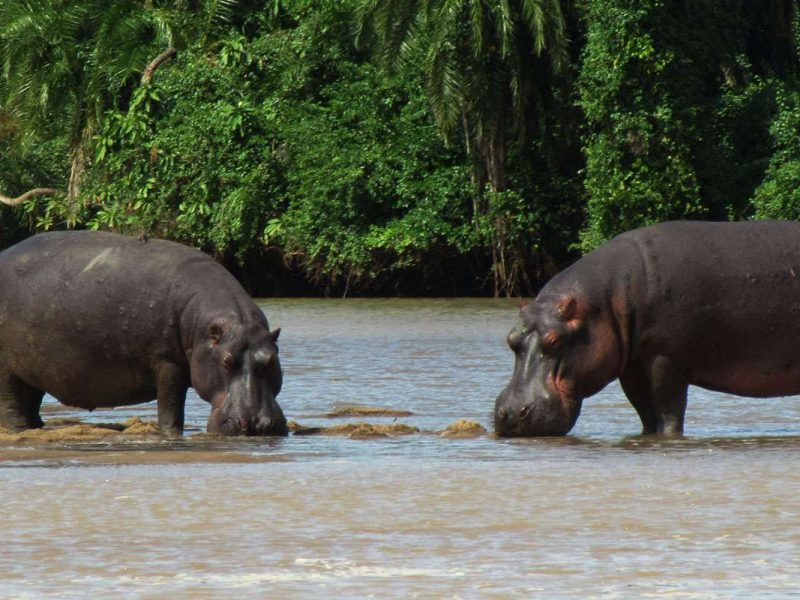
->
[213,416,288,437]
[208,406,289,437]
[495,406,573,437]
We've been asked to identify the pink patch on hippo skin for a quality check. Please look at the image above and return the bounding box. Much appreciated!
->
[549,372,577,414]
[556,296,576,320]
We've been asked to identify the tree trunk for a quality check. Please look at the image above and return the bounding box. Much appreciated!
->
[485,129,516,298]
[141,47,177,85]
[67,121,94,202]
[463,111,487,225]
[0,188,62,206]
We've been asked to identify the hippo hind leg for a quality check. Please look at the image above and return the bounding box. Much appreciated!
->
[620,356,688,435]
[0,370,45,431]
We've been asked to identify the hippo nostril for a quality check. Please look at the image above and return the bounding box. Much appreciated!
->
[519,405,532,420]
[495,406,509,426]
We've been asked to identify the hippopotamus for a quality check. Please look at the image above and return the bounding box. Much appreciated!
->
[495,220,800,437]
[0,230,287,436]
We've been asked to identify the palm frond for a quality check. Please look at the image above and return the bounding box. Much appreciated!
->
[496,0,515,57]
[427,43,464,138]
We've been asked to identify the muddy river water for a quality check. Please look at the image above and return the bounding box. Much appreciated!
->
[2,298,800,598]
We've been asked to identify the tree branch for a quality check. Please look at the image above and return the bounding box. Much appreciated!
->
[141,47,177,85]
[0,188,62,207]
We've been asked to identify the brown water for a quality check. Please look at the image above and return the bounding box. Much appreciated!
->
[3,299,800,598]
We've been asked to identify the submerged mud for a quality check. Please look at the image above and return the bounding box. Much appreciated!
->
[289,418,489,439]
[289,420,419,438]
[321,403,415,418]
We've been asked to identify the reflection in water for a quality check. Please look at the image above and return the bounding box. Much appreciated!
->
[2,298,800,597]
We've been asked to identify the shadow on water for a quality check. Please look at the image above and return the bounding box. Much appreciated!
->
[614,433,800,452]
[496,431,800,453]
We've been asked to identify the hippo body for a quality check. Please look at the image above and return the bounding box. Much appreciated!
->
[0,231,287,436]
[496,220,800,436]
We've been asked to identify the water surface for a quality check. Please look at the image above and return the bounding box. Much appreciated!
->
[2,298,800,598]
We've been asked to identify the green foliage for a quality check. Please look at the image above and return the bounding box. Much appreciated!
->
[253,2,476,285]
[84,41,285,259]
[753,78,800,219]
[360,0,567,142]
[360,0,572,294]
[2,1,800,295]
[577,0,789,249]
[81,1,478,288]
[578,0,720,249]
[0,0,179,146]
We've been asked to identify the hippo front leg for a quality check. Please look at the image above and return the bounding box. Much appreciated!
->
[620,356,688,435]
[0,370,45,430]
[155,363,189,437]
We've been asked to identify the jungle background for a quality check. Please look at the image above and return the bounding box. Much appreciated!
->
[1,0,799,296]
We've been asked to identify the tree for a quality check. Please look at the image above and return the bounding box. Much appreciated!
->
[0,0,184,204]
[359,0,568,295]
[0,0,255,209]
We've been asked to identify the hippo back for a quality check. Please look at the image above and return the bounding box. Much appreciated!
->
[610,220,800,396]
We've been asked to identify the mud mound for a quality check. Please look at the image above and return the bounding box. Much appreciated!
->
[323,403,414,418]
[335,423,419,438]
[0,417,161,443]
[288,421,322,435]
[119,417,160,435]
[0,424,120,442]
[439,419,487,438]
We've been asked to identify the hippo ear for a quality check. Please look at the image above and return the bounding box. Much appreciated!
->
[557,296,578,322]
[270,327,281,342]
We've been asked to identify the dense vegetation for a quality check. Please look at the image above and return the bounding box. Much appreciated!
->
[1,0,799,296]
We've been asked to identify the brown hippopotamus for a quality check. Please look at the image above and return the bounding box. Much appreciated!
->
[0,231,287,436]
[495,220,800,437]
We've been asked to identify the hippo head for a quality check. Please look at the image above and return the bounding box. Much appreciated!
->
[190,318,287,436]
[494,292,622,437]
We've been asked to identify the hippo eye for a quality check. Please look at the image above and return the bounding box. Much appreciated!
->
[541,331,562,353]
[209,324,224,344]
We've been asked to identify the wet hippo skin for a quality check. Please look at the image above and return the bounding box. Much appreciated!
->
[0,231,287,436]
[496,220,800,436]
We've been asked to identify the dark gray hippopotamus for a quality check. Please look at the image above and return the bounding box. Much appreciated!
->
[495,220,800,437]
[0,230,287,436]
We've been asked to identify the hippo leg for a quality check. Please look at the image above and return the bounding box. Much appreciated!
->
[0,370,45,430]
[155,363,188,437]
[619,366,659,434]
[620,356,688,435]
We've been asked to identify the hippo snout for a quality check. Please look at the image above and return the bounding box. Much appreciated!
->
[250,412,289,436]
[209,406,289,437]
[494,389,577,437]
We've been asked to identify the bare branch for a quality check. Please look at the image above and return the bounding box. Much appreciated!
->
[0,188,62,207]
[141,47,177,85]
